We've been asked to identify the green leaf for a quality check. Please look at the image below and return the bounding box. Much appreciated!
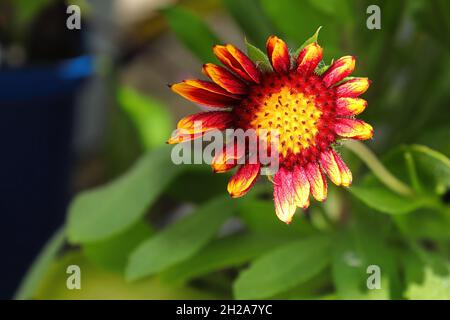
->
[237,198,317,236]
[394,209,450,240]
[408,144,450,194]
[14,227,66,300]
[271,267,333,300]
[162,6,220,62]
[223,0,275,49]
[347,144,449,215]
[67,146,182,244]
[117,87,173,150]
[233,235,331,299]
[161,233,296,284]
[315,60,331,75]
[83,221,153,272]
[332,227,398,300]
[126,196,235,281]
[365,146,450,239]
[405,267,450,300]
[294,26,322,56]
[34,252,219,299]
[332,234,365,299]
[402,247,450,291]
[166,167,231,203]
[104,101,142,176]
[245,39,272,72]
[349,185,429,215]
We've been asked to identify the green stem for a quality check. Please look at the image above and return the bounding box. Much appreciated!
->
[404,151,422,193]
[344,140,415,197]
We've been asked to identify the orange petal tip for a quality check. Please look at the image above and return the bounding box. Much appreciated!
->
[227,163,260,198]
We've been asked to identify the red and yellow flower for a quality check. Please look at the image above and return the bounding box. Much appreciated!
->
[168,35,373,223]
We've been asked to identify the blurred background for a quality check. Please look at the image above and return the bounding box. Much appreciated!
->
[0,0,449,299]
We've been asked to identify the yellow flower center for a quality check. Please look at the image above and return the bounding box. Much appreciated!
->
[233,72,337,167]
[251,87,322,157]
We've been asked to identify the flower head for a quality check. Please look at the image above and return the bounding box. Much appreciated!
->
[168,34,373,223]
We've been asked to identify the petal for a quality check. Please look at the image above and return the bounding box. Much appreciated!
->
[176,111,233,134]
[167,132,203,145]
[334,118,373,140]
[202,63,248,95]
[213,44,261,83]
[266,36,290,74]
[305,162,327,201]
[335,77,371,97]
[322,56,355,87]
[336,97,367,116]
[168,111,232,144]
[211,142,244,173]
[170,80,241,107]
[320,149,342,186]
[227,163,260,198]
[292,166,310,208]
[296,42,323,75]
[273,167,297,224]
[333,152,352,186]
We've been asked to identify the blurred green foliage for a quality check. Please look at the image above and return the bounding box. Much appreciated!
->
[17,0,450,300]
[117,87,173,151]
[0,0,54,41]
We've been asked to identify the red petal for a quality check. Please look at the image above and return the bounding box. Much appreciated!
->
[202,63,248,94]
[335,77,370,97]
[292,166,310,208]
[334,118,373,140]
[334,151,352,186]
[227,163,260,198]
[213,44,261,84]
[168,111,233,145]
[266,36,290,74]
[296,43,323,75]
[273,167,297,224]
[211,142,244,173]
[336,97,367,116]
[320,149,342,186]
[167,132,203,145]
[176,111,233,134]
[322,56,355,87]
[305,162,327,201]
[170,80,241,107]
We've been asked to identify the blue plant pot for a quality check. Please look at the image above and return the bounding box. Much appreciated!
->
[0,55,93,298]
